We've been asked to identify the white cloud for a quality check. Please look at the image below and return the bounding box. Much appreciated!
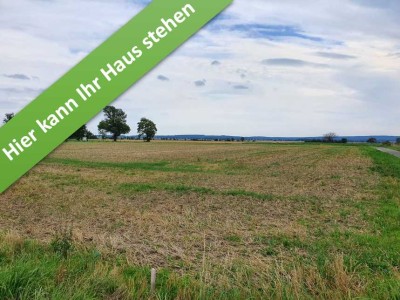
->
[0,0,399,136]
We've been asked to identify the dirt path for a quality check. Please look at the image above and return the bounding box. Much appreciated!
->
[377,147,400,158]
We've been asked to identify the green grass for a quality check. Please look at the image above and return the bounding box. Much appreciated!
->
[389,145,400,151]
[367,147,400,178]
[0,234,208,300]
[299,147,400,297]
[3,231,398,300]
[224,235,242,243]
[296,147,400,297]
[0,234,354,300]
[45,158,203,173]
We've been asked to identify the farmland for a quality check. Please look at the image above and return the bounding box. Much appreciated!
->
[390,144,400,152]
[0,141,399,299]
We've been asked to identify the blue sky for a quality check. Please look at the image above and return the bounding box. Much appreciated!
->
[0,0,399,136]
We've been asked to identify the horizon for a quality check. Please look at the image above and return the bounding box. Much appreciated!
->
[102,132,400,139]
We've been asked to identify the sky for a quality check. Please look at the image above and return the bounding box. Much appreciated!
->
[0,0,399,137]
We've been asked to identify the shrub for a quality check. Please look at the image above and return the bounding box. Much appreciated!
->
[51,229,73,259]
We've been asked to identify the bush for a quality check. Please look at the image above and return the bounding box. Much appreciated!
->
[51,229,73,258]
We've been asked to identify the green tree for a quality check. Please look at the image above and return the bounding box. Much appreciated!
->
[382,141,392,146]
[367,138,377,144]
[86,130,97,140]
[396,138,400,145]
[137,118,157,142]
[69,125,97,141]
[98,106,130,142]
[70,125,87,141]
[3,113,14,124]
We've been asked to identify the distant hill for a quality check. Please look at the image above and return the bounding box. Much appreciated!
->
[101,134,399,143]
[150,135,399,143]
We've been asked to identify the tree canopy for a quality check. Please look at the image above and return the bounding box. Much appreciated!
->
[323,132,337,143]
[69,124,96,141]
[137,118,157,142]
[3,113,14,124]
[98,106,130,141]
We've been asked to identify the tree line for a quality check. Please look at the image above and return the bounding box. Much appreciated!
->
[2,106,158,142]
[3,113,399,144]
[307,132,400,145]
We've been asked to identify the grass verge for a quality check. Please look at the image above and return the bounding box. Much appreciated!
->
[0,232,204,299]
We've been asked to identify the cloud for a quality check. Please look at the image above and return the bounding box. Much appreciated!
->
[3,74,31,80]
[233,84,249,90]
[315,52,356,60]
[351,0,400,11]
[194,80,206,87]
[0,87,43,94]
[261,58,328,68]
[0,0,400,136]
[157,75,170,81]
[223,24,333,43]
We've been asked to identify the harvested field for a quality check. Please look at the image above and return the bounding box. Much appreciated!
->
[0,141,398,299]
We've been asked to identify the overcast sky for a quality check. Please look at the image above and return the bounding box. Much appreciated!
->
[1,0,399,136]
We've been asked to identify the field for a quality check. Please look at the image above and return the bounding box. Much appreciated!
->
[0,141,399,299]
[389,145,400,151]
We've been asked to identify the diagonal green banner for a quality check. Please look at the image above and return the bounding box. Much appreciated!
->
[0,0,232,193]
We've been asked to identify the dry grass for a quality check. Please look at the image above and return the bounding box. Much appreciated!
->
[1,141,393,298]
[45,141,377,199]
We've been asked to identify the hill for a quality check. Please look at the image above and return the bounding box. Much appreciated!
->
[150,134,398,143]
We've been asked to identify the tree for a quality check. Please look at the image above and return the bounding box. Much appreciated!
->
[323,132,337,143]
[137,118,157,142]
[69,124,97,141]
[70,125,87,141]
[396,138,400,145]
[367,138,377,144]
[98,106,130,142]
[240,137,245,142]
[382,141,392,146]
[99,129,107,140]
[3,113,14,124]
[86,130,97,140]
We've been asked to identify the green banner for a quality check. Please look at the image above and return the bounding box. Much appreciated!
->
[0,0,232,193]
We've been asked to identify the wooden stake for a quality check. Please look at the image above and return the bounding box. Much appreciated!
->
[151,268,157,293]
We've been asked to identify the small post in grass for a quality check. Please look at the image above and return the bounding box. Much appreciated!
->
[151,268,157,293]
